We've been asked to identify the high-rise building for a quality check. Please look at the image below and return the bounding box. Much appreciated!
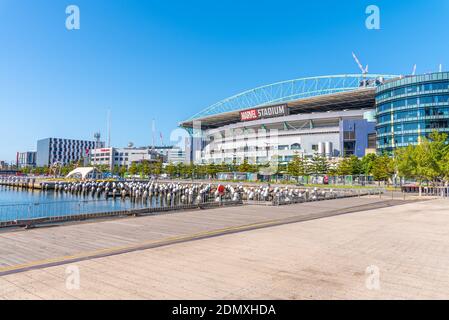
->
[36,138,101,167]
[167,148,187,164]
[16,151,36,168]
[89,146,163,170]
[376,72,449,153]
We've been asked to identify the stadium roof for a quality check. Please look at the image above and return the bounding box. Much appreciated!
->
[180,74,398,129]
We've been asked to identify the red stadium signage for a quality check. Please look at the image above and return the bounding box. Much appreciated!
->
[240,104,288,122]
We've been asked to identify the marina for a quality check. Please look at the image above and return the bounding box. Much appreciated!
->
[0,177,382,228]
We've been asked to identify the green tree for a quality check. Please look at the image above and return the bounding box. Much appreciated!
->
[371,155,394,183]
[238,159,252,173]
[119,166,127,177]
[165,162,176,177]
[287,154,307,177]
[395,145,419,180]
[152,161,163,176]
[395,131,449,184]
[205,163,218,178]
[360,153,378,175]
[419,131,449,183]
[176,163,187,178]
[128,163,139,176]
[309,155,329,175]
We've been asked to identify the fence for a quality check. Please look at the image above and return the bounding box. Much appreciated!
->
[0,195,243,228]
[243,187,384,206]
[401,186,449,198]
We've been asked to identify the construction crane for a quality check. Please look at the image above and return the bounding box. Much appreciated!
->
[352,52,369,86]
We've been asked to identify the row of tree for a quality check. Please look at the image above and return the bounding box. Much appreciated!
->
[285,153,394,181]
[20,131,449,184]
[395,131,449,184]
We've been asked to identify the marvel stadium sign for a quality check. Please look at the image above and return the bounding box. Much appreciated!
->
[240,104,289,122]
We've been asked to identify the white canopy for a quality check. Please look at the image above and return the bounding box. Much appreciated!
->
[66,167,101,180]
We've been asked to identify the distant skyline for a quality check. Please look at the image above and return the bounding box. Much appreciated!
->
[1,0,448,162]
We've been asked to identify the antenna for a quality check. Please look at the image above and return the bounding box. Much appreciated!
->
[94,132,101,148]
[412,64,417,76]
[151,119,155,151]
[107,110,111,148]
[439,64,443,72]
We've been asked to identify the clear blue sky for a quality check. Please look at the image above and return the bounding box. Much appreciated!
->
[0,0,448,162]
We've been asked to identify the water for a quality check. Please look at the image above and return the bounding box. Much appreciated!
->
[0,186,154,222]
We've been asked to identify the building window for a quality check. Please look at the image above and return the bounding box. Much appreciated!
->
[344,131,356,140]
[368,133,376,149]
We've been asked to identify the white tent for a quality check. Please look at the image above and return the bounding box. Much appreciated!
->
[66,167,101,180]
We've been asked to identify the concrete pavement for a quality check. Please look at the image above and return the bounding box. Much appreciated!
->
[1,197,448,299]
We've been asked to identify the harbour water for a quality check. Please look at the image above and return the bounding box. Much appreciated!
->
[0,186,152,222]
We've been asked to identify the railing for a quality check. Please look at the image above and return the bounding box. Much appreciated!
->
[244,188,384,206]
[0,195,242,228]
[402,185,449,198]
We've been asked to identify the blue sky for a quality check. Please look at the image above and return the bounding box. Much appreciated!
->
[0,0,448,162]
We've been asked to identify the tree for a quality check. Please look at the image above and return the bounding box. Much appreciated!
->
[336,156,361,176]
[371,155,394,183]
[360,153,378,175]
[287,154,307,177]
[238,159,252,173]
[95,164,110,173]
[165,162,176,177]
[205,163,219,178]
[128,163,139,176]
[176,163,187,178]
[442,151,449,182]
[152,161,163,176]
[395,131,449,185]
[60,162,75,176]
[419,131,449,184]
[141,161,151,177]
[309,155,329,175]
[112,165,121,176]
[395,145,419,180]
[119,166,127,177]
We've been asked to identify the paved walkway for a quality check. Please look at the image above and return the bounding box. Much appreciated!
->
[0,197,397,273]
[2,197,447,299]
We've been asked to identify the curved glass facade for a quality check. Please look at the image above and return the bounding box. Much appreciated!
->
[376,72,449,153]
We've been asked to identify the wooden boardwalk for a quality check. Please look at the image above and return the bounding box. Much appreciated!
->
[0,196,409,276]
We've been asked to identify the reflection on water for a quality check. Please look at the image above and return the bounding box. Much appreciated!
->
[0,186,160,222]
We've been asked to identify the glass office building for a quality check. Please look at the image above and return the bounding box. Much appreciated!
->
[376,72,449,154]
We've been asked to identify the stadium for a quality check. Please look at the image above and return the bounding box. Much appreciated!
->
[180,74,399,165]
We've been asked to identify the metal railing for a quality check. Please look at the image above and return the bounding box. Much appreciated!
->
[0,195,242,228]
[243,188,384,206]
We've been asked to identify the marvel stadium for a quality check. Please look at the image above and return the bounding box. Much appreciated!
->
[180,73,443,165]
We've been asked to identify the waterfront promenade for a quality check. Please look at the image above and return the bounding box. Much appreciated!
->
[1,196,448,299]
